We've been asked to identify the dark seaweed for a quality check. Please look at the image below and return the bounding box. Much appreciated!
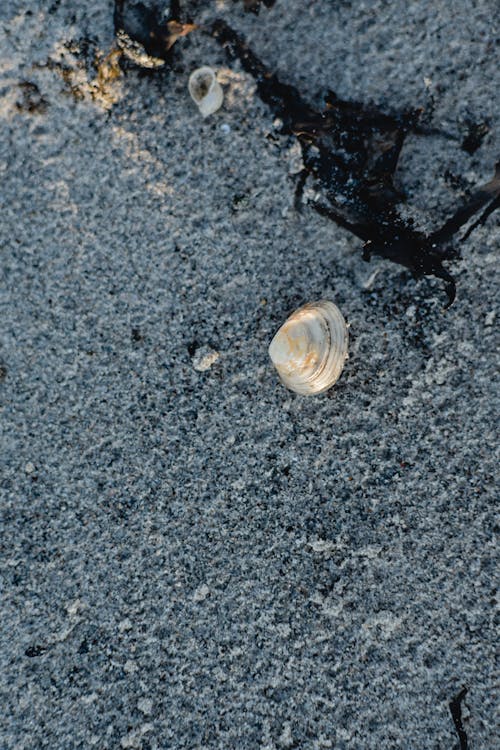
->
[462,121,489,155]
[210,20,500,305]
[110,3,499,304]
[238,0,276,14]
[449,687,468,750]
[114,1,194,66]
[114,0,177,59]
[430,164,500,244]
[25,644,48,657]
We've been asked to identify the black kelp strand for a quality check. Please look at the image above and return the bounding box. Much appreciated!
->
[114,1,195,67]
[461,121,489,155]
[112,3,499,306]
[430,164,500,245]
[449,688,469,750]
[238,0,276,13]
[210,19,500,306]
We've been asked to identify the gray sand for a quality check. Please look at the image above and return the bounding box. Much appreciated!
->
[1,1,498,748]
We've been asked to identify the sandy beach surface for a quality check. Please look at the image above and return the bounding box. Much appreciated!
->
[1,1,498,748]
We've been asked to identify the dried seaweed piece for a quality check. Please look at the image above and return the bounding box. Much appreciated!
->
[430,164,500,244]
[449,688,468,750]
[460,191,500,242]
[211,20,499,305]
[461,121,489,155]
[34,41,124,108]
[114,0,195,68]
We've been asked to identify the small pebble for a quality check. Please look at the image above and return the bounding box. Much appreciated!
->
[192,346,220,372]
[279,723,294,748]
[124,660,138,674]
[24,461,35,474]
[66,599,83,617]
[137,698,153,716]
[120,725,153,748]
[193,583,210,602]
[485,310,495,326]
[120,734,139,749]
[220,123,231,134]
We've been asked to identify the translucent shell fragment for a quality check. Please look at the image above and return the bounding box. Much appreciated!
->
[188,67,224,117]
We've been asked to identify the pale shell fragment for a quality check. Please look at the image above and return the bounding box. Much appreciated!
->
[192,345,220,372]
[188,67,224,117]
[268,300,348,395]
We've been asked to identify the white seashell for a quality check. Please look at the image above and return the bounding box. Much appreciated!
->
[188,67,224,117]
[268,300,348,395]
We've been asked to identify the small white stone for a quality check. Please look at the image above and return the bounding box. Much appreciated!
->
[279,723,294,748]
[18,694,30,711]
[24,462,35,474]
[193,583,210,602]
[318,735,333,748]
[220,123,231,134]
[192,346,220,372]
[120,730,151,750]
[81,692,98,705]
[120,733,139,749]
[66,598,83,617]
[309,538,336,555]
[118,618,133,632]
[276,623,291,638]
[137,697,153,716]
[485,310,496,326]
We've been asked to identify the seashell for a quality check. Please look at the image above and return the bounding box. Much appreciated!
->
[188,67,224,117]
[268,300,348,395]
